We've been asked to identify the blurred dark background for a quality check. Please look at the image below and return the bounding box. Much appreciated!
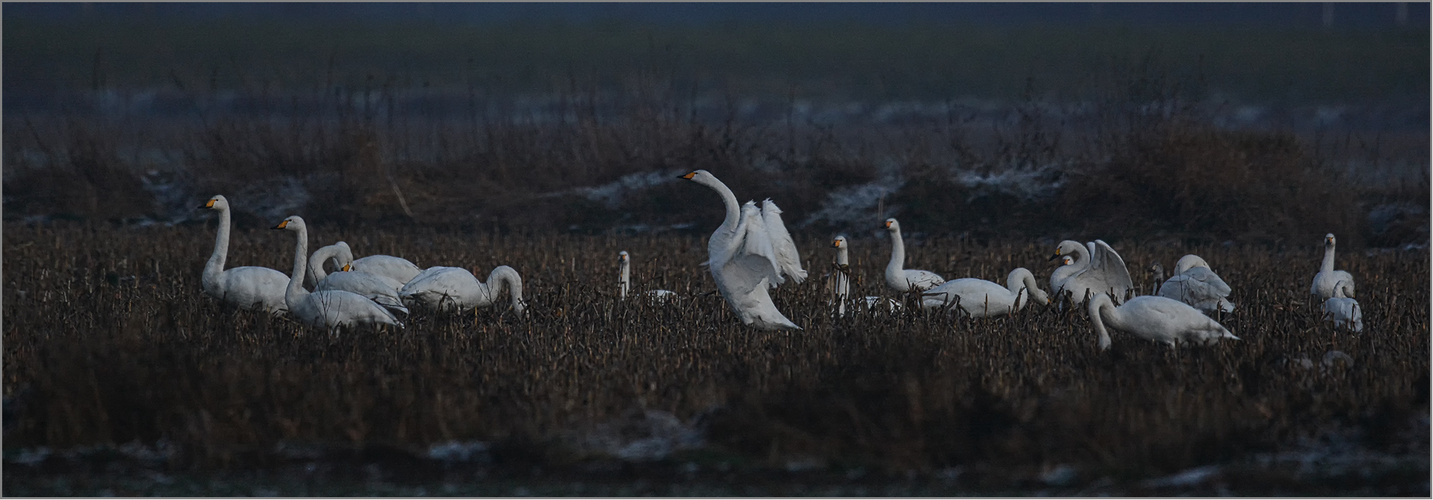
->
[4,2,1428,248]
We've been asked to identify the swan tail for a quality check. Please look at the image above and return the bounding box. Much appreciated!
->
[1219,299,1235,313]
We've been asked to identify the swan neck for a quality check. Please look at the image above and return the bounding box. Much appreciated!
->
[887,229,905,274]
[705,177,742,233]
[490,267,525,312]
[619,260,630,299]
[1321,244,1336,272]
[308,245,335,284]
[1089,296,1114,350]
[203,206,231,288]
[287,225,310,305]
[836,246,849,266]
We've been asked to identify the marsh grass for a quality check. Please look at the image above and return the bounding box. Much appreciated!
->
[4,221,1427,490]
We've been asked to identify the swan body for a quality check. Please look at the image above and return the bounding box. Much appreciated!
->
[921,268,1050,318]
[883,218,945,293]
[306,242,410,314]
[1157,255,1235,314]
[1321,297,1363,333]
[1050,239,1133,306]
[1087,294,1239,351]
[682,169,806,330]
[1321,283,1363,333]
[829,236,900,316]
[1311,233,1356,300]
[318,241,424,285]
[399,266,526,314]
[273,216,401,330]
[198,195,289,315]
[619,251,677,302]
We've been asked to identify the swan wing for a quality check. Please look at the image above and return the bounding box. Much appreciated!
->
[761,199,807,284]
[353,255,424,284]
[1181,266,1232,297]
[399,266,483,309]
[220,266,291,314]
[1087,240,1134,295]
[718,201,784,290]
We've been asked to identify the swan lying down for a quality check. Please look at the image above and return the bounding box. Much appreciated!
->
[1157,254,1235,315]
[400,266,526,315]
[308,243,409,315]
[273,216,402,331]
[921,267,1050,318]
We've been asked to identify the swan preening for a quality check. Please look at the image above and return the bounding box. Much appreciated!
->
[1156,255,1236,315]
[921,268,1050,318]
[308,243,409,315]
[1087,294,1239,351]
[273,216,402,330]
[1321,282,1364,333]
[1050,239,1133,307]
[311,241,424,285]
[619,251,677,301]
[399,266,526,314]
[199,195,289,315]
[829,235,902,316]
[1311,233,1356,301]
[682,169,806,330]
[883,218,945,293]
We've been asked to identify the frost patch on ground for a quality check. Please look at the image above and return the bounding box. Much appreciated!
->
[951,163,1065,203]
[564,409,706,462]
[542,170,681,210]
[427,440,492,464]
[802,162,905,229]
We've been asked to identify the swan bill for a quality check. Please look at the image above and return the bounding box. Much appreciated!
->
[680,172,697,179]
[200,199,217,209]
[342,263,351,272]
[273,220,289,230]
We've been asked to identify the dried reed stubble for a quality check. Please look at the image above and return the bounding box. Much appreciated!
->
[2,222,1428,477]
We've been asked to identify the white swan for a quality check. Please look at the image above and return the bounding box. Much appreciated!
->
[198,195,289,315]
[619,251,677,302]
[273,216,401,330]
[1087,294,1240,351]
[308,242,409,315]
[883,218,945,293]
[920,267,1050,318]
[1321,282,1364,333]
[399,266,526,314]
[318,241,424,285]
[681,169,806,330]
[1049,239,1133,307]
[1157,255,1235,315]
[1311,233,1356,300]
[829,235,902,316]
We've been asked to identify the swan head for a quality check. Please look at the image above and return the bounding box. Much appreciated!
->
[272,215,306,232]
[1324,233,1336,247]
[1062,255,1074,267]
[832,235,847,249]
[680,169,715,185]
[1173,254,1209,274]
[618,250,630,263]
[199,195,229,211]
[1149,262,1164,275]
[1050,240,1083,262]
[883,218,899,232]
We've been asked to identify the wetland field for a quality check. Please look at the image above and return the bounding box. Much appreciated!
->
[2,222,1428,495]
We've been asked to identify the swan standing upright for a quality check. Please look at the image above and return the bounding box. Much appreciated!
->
[1157,254,1235,315]
[198,195,289,315]
[681,169,807,330]
[400,266,526,314]
[920,268,1050,318]
[829,236,901,316]
[273,216,402,330]
[1311,233,1356,301]
[308,242,410,315]
[1087,294,1240,351]
[1049,240,1133,307]
[883,218,945,293]
[618,251,676,301]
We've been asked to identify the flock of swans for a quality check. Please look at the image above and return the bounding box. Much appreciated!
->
[197,170,1365,349]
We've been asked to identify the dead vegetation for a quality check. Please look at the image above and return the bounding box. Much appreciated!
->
[3,221,1427,492]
